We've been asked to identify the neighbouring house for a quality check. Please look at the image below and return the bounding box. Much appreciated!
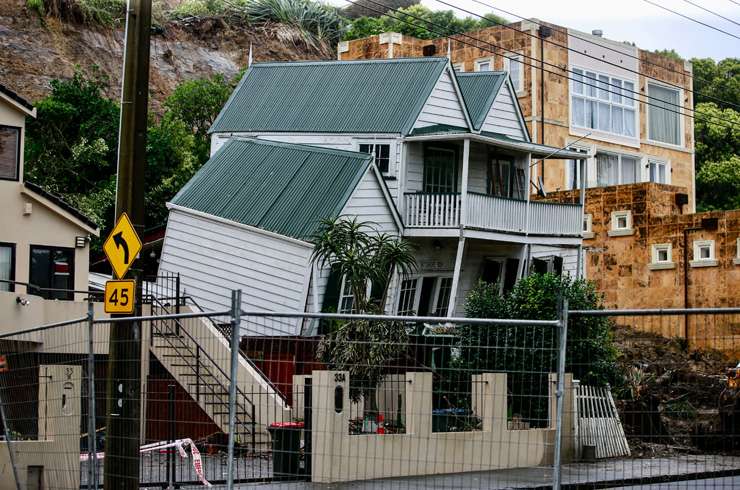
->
[543,182,740,355]
[339,21,696,209]
[159,57,587,334]
[0,83,99,309]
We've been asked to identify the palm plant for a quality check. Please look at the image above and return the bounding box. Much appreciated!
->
[311,217,416,409]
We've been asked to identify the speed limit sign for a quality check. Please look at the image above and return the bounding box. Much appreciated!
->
[104,279,136,314]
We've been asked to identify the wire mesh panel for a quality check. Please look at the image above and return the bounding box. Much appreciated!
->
[239,312,566,488]
[565,309,740,488]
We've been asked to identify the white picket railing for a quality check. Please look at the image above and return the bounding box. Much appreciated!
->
[405,192,582,236]
[404,193,461,228]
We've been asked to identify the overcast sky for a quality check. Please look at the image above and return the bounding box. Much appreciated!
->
[334,0,740,60]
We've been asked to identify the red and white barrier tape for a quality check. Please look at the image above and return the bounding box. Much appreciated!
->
[81,438,212,487]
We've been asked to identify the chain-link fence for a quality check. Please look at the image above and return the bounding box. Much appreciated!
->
[1,294,739,489]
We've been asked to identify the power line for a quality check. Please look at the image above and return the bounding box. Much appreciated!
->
[682,0,740,28]
[449,0,740,112]
[346,0,738,131]
[729,0,740,7]
[643,0,740,41]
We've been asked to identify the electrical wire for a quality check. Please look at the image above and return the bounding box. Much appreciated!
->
[642,0,740,41]
[463,0,740,112]
[681,0,740,28]
[344,0,738,131]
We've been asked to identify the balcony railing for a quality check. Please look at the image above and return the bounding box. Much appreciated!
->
[404,192,582,236]
[404,192,461,228]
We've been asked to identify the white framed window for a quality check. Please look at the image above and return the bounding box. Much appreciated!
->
[735,238,740,265]
[648,159,668,184]
[571,68,637,139]
[647,82,682,146]
[582,214,594,239]
[432,276,454,317]
[608,210,633,236]
[504,55,524,93]
[475,58,493,72]
[337,275,372,313]
[649,243,675,270]
[595,152,639,187]
[691,240,717,267]
[564,147,589,190]
[358,142,392,174]
[397,277,420,315]
[453,62,465,72]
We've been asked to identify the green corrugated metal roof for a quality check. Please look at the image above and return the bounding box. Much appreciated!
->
[456,72,507,131]
[209,58,449,135]
[171,139,372,240]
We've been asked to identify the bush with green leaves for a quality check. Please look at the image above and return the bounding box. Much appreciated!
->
[343,4,507,41]
[460,273,620,424]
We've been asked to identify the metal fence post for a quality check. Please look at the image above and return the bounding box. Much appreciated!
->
[87,301,97,490]
[553,298,569,489]
[226,289,242,490]
[0,366,21,490]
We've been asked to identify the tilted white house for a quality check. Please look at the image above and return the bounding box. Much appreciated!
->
[159,57,588,334]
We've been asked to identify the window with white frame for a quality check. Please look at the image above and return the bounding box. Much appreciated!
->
[735,238,740,265]
[453,62,465,72]
[571,68,637,138]
[475,58,493,72]
[596,152,639,187]
[582,214,594,238]
[648,83,681,146]
[649,159,667,184]
[608,210,633,236]
[432,277,453,317]
[564,147,589,190]
[691,240,716,267]
[358,143,391,174]
[651,243,673,265]
[397,278,419,315]
[504,55,524,92]
[337,276,372,313]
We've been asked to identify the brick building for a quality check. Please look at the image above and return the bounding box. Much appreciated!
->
[338,21,696,209]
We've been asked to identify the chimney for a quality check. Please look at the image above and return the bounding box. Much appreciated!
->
[592,29,603,37]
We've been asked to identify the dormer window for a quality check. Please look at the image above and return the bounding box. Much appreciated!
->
[0,125,20,181]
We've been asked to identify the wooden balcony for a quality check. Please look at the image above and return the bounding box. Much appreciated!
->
[403,192,582,237]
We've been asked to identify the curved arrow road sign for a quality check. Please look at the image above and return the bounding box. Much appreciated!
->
[103,212,142,279]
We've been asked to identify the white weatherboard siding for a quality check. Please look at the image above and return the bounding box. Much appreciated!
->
[467,142,488,194]
[341,168,400,235]
[405,142,425,193]
[530,245,579,276]
[414,69,469,130]
[159,209,313,335]
[481,82,527,140]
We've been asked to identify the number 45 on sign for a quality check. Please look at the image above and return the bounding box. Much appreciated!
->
[104,280,136,314]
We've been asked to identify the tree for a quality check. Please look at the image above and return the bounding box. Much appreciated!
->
[461,273,620,425]
[691,57,740,109]
[343,5,508,41]
[163,74,233,165]
[24,66,120,234]
[311,218,416,406]
[696,155,740,211]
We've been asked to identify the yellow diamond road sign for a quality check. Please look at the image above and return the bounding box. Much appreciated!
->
[104,279,136,314]
[103,212,142,279]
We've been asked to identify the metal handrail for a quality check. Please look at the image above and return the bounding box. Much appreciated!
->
[0,278,103,297]
[185,296,289,404]
[148,296,258,426]
[569,307,740,316]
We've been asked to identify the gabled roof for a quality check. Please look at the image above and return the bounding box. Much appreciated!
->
[23,182,99,234]
[170,139,373,240]
[209,58,449,135]
[0,83,36,117]
[455,72,507,131]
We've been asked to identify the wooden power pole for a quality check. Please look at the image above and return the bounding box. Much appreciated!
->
[104,0,151,487]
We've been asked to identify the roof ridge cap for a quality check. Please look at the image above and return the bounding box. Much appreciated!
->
[251,57,449,67]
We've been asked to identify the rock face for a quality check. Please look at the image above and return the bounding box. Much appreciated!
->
[0,0,330,109]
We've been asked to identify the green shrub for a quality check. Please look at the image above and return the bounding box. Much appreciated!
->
[460,273,620,425]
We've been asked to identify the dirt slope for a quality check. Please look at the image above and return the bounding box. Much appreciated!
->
[0,0,331,109]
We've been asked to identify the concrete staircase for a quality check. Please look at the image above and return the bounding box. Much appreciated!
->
[148,306,291,445]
